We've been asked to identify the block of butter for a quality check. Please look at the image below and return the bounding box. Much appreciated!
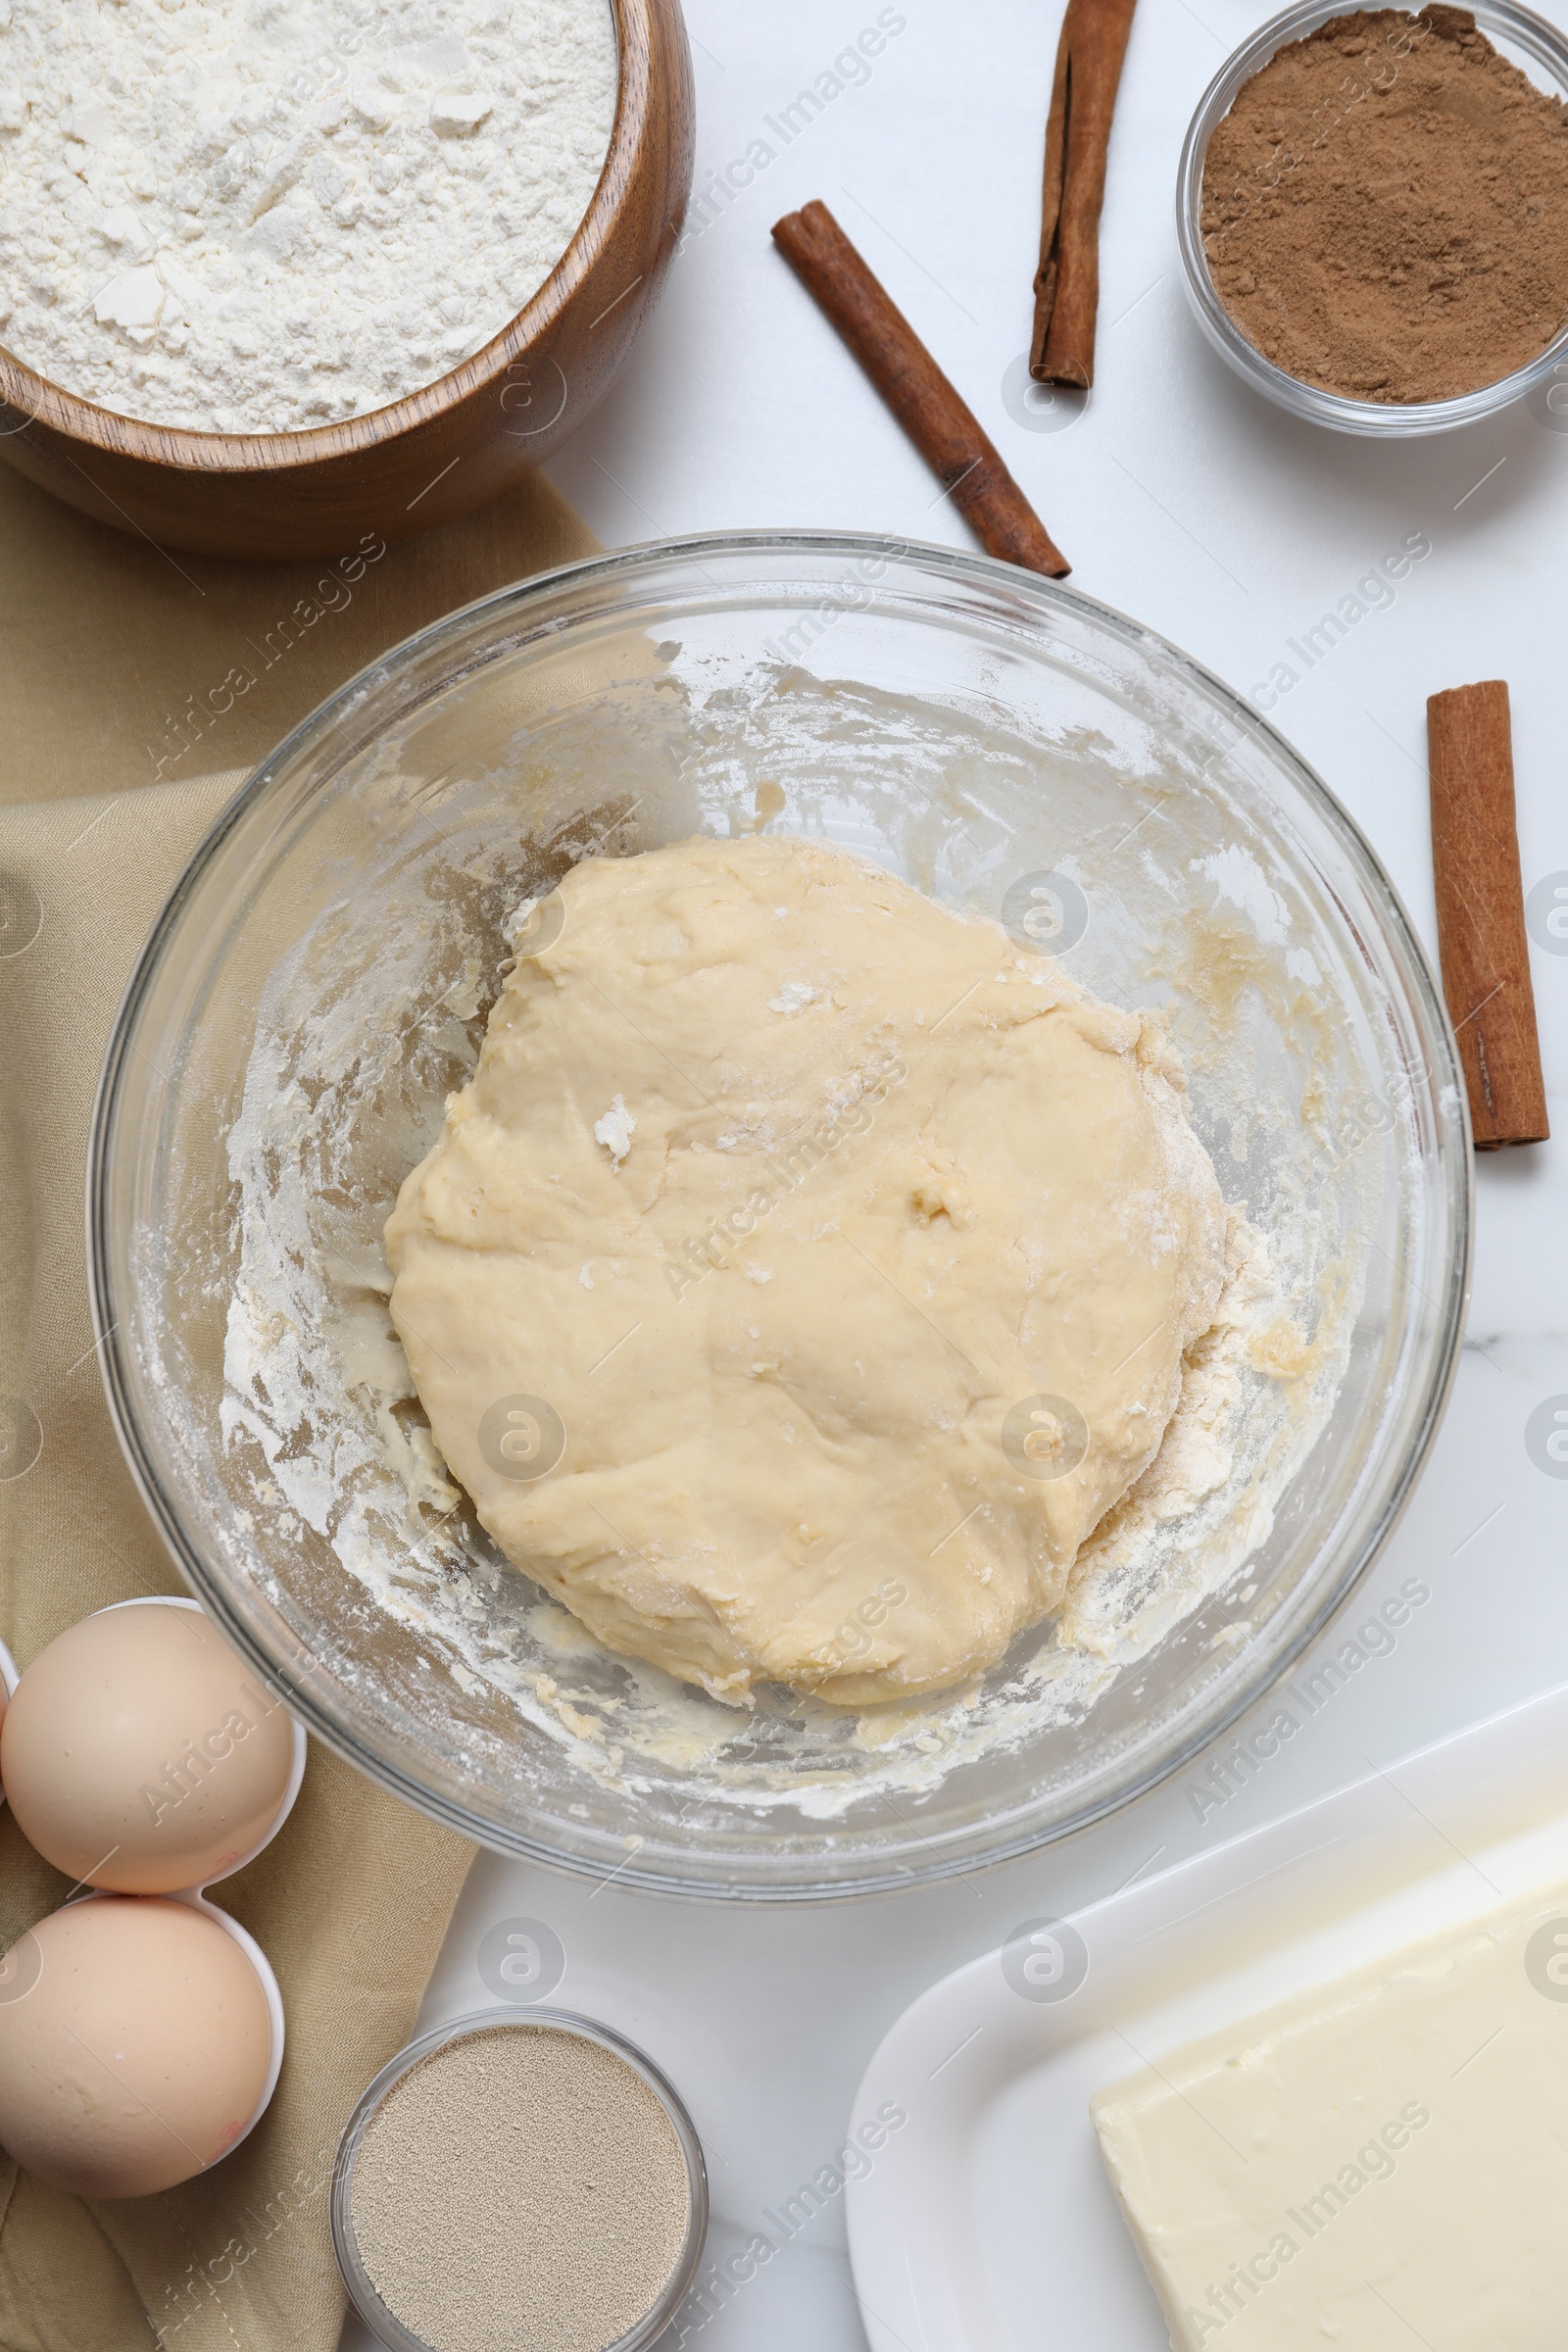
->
[1092,1884,1568,2348]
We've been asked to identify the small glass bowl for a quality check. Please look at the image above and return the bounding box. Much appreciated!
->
[330,2008,710,2352]
[1176,0,1568,435]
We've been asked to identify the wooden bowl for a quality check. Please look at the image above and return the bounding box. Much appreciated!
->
[0,0,693,562]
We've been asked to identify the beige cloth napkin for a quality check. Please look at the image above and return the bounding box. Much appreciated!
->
[0,461,600,2351]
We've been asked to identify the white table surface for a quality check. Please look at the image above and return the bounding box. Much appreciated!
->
[350,3,1568,2344]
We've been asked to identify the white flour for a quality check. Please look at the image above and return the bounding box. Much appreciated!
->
[0,0,617,433]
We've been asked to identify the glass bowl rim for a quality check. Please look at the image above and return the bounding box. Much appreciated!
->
[1175,0,1568,436]
[86,526,1474,1898]
[328,2004,710,2352]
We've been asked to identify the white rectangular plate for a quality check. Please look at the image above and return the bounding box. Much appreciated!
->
[845,1680,1568,2352]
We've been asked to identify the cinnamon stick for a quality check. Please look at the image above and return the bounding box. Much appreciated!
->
[1032,0,1139,388]
[1426,679,1548,1148]
[771,201,1070,579]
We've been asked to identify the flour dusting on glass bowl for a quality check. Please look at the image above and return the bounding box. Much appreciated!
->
[88,535,1469,1899]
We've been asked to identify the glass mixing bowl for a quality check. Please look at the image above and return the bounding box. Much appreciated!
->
[1177,0,1568,436]
[88,534,1469,1899]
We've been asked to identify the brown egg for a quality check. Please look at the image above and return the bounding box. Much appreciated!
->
[0,1895,273,2196]
[0,1603,295,1892]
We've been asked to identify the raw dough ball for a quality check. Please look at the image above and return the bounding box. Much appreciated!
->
[0,1896,272,2197]
[386,836,1227,1704]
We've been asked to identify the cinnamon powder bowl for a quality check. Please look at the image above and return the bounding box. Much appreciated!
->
[1177,0,1568,434]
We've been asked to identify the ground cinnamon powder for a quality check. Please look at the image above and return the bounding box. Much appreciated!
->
[1201,7,1568,402]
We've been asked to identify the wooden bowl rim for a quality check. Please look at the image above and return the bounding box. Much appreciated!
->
[0,0,659,475]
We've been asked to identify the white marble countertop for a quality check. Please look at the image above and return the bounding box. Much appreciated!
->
[352,2,1568,2343]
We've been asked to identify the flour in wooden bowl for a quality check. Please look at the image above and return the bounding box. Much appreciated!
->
[0,0,616,432]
